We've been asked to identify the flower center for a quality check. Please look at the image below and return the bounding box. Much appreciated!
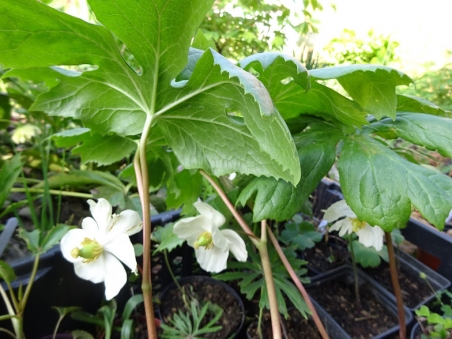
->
[71,238,103,263]
[194,231,214,250]
[351,218,366,232]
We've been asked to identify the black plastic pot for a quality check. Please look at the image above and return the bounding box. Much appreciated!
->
[0,210,183,338]
[307,265,413,339]
[410,322,422,339]
[0,245,104,337]
[245,302,349,339]
[158,275,245,339]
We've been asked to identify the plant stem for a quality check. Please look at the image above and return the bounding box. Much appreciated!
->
[199,170,283,336]
[385,231,406,339]
[10,187,93,199]
[348,237,361,309]
[267,226,330,339]
[0,282,20,338]
[199,170,257,240]
[256,220,282,339]
[135,115,157,339]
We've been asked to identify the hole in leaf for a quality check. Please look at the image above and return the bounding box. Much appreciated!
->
[115,36,142,75]
[281,77,294,85]
[225,108,245,125]
[248,67,260,77]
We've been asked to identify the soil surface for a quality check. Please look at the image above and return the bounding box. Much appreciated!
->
[303,239,350,274]
[158,277,243,339]
[309,278,398,339]
[247,308,322,339]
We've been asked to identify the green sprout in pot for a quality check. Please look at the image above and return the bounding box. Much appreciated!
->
[160,299,223,339]
[414,282,452,339]
[415,305,452,339]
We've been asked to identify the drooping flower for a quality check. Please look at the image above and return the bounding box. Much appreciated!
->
[60,198,142,300]
[173,201,247,273]
[323,200,384,251]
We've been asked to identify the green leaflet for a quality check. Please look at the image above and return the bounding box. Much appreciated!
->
[237,123,341,222]
[368,112,452,158]
[239,53,368,129]
[338,133,452,231]
[0,0,300,184]
[396,94,452,117]
[310,65,413,120]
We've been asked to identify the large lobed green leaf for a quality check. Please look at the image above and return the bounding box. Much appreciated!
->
[0,0,300,184]
[338,133,452,231]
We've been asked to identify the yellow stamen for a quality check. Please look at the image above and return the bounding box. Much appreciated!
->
[71,238,103,263]
[351,218,366,232]
[194,231,213,250]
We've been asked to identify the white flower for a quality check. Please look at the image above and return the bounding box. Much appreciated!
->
[11,124,40,144]
[446,209,452,224]
[60,198,142,300]
[173,201,247,273]
[323,200,384,251]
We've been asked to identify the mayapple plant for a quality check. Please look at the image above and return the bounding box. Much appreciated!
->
[2,0,452,339]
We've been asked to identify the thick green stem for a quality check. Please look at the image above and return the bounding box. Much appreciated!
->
[385,232,406,339]
[10,188,93,199]
[256,220,281,339]
[134,115,157,339]
[348,237,361,309]
[267,226,330,339]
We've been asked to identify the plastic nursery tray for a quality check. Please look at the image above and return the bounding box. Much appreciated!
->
[307,265,413,339]
[365,250,450,311]
[401,217,452,282]
[313,177,452,286]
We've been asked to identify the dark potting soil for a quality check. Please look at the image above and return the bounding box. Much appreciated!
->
[309,279,398,339]
[247,309,322,339]
[159,278,243,339]
[304,240,350,274]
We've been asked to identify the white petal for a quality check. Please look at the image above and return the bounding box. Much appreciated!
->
[74,254,107,284]
[105,210,143,242]
[88,199,112,233]
[220,229,247,262]
[323,200,356,222]
[194,201,225,229]
[81,217,99,235]
[173,215,211,246]
[211,227,229,252]
[104,234,138,272]
[60,229,91,263]
[103,252,127,300]
[195,246,228,273]
[357,224,384,251]
[328,219,353,237]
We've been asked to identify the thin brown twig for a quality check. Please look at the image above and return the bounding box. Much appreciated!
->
[267,226,330,339]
